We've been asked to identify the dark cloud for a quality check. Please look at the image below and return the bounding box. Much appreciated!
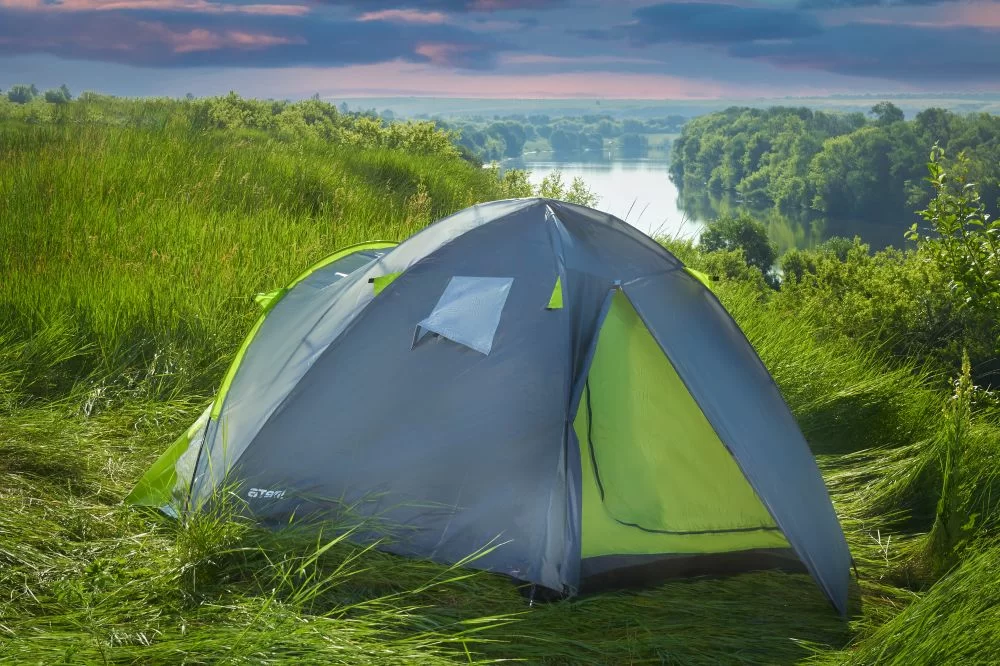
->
[0,8,504,68]
[577,2,822,45]
[798,0,959,9]
[570,2,1000,85]
[730,23,1000,81]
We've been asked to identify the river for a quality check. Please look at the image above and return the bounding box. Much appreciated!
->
[506,154,908,254]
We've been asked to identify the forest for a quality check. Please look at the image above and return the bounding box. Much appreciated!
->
[670,103,1000,223]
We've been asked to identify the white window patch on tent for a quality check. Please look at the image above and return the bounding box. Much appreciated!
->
[414,276,513,355]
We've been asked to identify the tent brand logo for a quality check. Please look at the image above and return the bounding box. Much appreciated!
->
[247,488,286,500]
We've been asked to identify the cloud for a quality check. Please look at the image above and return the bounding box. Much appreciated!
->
[0,0,309,15]
[145,23,303,53]
[568,0,1000,85]
[356,8,449,23]
[315,0,567,13]
[848,2,1000,28]
[0,9,505,68]
[297,63,735,98]
[799,0,960,8]
[730,22,1000,81]
[500,53,664,65]
[577,2,822,45]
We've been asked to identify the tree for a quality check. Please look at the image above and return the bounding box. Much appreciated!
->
[7,84,37,104]
[870,101,904,126]
[619,133,648,158]
[487,121,526,158]
[549,129,579,154]
[914,107,955,145]
[597,119,620,138]
[535,171,599,206]
[699,213,777,279]
[580,132,603,152]
[44,87,71,104]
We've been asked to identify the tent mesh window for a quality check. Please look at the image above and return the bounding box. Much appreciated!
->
[414,276,513,355]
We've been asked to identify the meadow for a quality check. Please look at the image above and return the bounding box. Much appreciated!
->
[2,96,1000,664]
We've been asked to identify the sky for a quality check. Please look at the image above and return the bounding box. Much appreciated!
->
[1,0,998,99]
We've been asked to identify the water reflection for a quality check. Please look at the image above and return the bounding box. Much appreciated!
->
[508,152,909,252]
[677,188,908,255]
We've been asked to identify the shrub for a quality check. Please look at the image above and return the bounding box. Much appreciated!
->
[699,212,777,282]
[7,84,37,104]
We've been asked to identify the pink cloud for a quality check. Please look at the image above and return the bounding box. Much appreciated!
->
[0,17,304,54]
[271,61,739,99]
[469,0,560,9]
[0,0,310,15]
[126,21,302,53]
[356,9,449,24]
[824,1,1000,29]
[414,42,475,66]
[170,29,299,53]
[923,2,1000,28]
[501,54,664,65]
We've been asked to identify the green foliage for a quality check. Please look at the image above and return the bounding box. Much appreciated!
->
[700,212,778,279]
[661,238,771,292]
[777,238,999,386]
[869,101,905,126]
[924,353,978,577]
[440,113,684,161]
[0,118,508,406]
[671,104,1000,225]
[191,93,461,158]
[43,85,72,104]
[619,133,648,157]
[6,84,38,104]
[534,171,601,207]
[907,146,1000,314]
[483,166,599,206]
[818,543,1000,665]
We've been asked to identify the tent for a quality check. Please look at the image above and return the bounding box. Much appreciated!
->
[128,198,852,614]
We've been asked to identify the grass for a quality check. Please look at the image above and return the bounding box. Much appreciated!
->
[3,104,1000,663]
[0,121,504,405]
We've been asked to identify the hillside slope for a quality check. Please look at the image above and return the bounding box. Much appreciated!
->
[3,99,1000,664]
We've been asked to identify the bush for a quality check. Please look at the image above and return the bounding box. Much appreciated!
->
[777,239,1000,387]
[699,212,777,282]
[7,84,38,104]
[43,85,72,105]
[907,146,1000,315]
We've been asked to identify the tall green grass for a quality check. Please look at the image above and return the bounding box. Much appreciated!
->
[3,109,1000,663]
[0,122,505,408]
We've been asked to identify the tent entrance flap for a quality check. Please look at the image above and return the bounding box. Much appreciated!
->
[575,291,789,559]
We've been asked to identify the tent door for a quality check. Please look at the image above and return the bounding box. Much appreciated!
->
[574,290,787,558]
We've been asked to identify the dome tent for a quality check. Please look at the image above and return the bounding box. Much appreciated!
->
[128,198,852,615]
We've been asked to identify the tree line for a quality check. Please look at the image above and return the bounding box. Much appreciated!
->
[430,114,687,162]
[670,103,1000,222]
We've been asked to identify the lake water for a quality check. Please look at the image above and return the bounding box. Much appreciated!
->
[507,154,908,254]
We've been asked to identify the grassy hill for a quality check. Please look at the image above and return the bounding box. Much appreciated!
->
[2,96,1000,663]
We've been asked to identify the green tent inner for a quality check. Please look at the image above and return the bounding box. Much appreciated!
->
[575,291,789,558]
